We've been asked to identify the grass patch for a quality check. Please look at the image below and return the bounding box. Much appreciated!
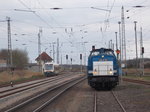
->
[123,68,150,75]
[0,70,44,86]
[123,75,150,81]
[122,68,150,81]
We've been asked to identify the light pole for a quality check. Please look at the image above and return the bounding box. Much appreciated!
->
[134,21,138,74]
[82,41,88,66]
[52,42,56,62]
[118,21,122,83]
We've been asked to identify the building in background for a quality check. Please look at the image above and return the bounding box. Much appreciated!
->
[0,59,7,72]
[35,52,53,66]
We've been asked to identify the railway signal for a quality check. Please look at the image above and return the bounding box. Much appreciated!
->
[116,49,120,54]
[116,49,120,61]
[66,55,68,64]
[80,54,82,60]
[142,47,144,54]
[66,55,68,59]
[80,54,82,72]
[70,58,72,70]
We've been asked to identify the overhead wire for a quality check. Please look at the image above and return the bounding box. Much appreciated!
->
[18,0,77,50]
[16,0,68,53]
[18,0,54,29]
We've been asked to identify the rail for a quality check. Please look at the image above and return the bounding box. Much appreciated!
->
[111,90,126,112]
[0,74,75,98]
[5,76,86,112]
[93,91,97,112]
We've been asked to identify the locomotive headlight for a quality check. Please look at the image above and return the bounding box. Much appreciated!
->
[109,71,113,74]
[109,69,113,75]
[93,69,98,75]
[93,71,97,75]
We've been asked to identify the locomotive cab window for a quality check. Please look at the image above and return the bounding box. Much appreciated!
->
[90,51,99,56]
[104,51,114,56]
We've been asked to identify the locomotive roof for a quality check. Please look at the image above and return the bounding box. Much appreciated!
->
[91,48,114,52]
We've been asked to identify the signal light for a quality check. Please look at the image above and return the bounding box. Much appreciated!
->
[116,49,120,54]
[66,55,68,59]
[80,54,82,60]
[142,47,144,54]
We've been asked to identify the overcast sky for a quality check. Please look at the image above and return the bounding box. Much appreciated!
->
[0,0,150,64]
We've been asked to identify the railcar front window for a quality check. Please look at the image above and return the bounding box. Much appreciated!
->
[45,64,53,70]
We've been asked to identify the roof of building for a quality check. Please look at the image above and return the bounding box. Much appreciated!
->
[35,52,52,61]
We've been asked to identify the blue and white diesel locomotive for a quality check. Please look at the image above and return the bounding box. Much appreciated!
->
[87,47,120,89]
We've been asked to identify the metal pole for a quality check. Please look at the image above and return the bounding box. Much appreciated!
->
[53,43,55,62]
[118,21,121,62]
[140,27,144,76]
[7,17,13,87]
[115,32,118,50]
[49,43,51,57]
[115,32,119,59]
[38,28,42,72]
[57,38,59,64]
[121,6,127,69]
[118,21,122,83]
[112,43,114,51]
[7,17,12,68]
[110,40,112,49]
[61,54,62,65]
[134,21,138,74]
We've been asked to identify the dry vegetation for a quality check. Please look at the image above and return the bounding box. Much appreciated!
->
[123,68,150,75]
[123,68,150,81]
[0,70,43,84]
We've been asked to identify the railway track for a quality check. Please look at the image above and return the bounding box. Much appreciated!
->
[0,74,77,99]
[94,90,126,112]
[93,91,97,112]
[111,90,126,112]
[4,76,86,112]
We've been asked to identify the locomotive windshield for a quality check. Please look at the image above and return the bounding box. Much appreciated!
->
[103,51,114,56]
[90,50,114,56]
[91,51,100,56]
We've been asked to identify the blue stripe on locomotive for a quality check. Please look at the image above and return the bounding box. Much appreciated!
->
[87,48,119,76]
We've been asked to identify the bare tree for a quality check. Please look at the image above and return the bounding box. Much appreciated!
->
[0,49,29,69]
